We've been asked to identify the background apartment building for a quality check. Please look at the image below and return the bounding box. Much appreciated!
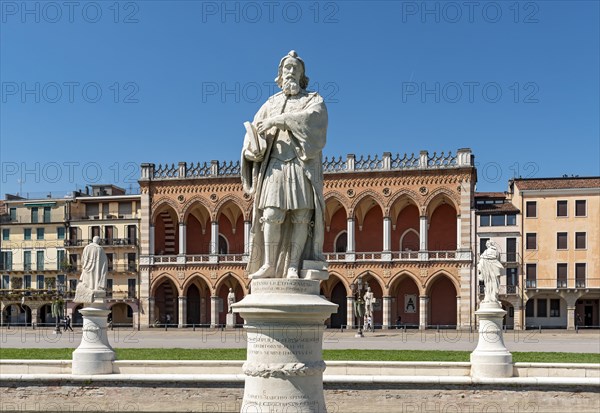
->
[0,185,141,328]
[65,185,141,328]
[474,192,522,328]
[0,195,69,326]
[511,177,600,330]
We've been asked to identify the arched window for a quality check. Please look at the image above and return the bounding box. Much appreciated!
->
[334,231,347,253]
[219,235,229,254]
[400,229,419,251]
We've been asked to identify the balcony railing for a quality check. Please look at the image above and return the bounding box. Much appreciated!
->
[575,280,586,288]
[391,251,419,260]
[428,251,456,260]
[147,250,469,266]
[106,290,137,299]
[476,252,520,263]
[526,279,537,288]
[63,263,138,273]
[325,253,347,262]
[478,284,518,295]
[70,213,137,221]
[65,238,138,247]
[557,280,568,288]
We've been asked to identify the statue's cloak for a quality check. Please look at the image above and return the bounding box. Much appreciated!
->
[241,90,328,277]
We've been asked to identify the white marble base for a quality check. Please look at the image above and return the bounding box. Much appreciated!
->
[72,299,115,375]
[226,313,236,328]
[470,302,513,378]
[232,278,337,413]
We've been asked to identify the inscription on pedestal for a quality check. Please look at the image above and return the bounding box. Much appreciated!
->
[251,279,319,295]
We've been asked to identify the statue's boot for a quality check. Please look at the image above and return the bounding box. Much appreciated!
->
[287,222,309,279]
[249,221,280,279]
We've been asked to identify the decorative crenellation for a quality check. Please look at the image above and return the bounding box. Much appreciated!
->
[141,149,473,181]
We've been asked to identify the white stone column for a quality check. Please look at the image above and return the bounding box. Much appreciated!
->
[178,223,186,255]
[470,303,513,378]
[419,216,428,251]
[567,306,576,330]
[232,279,337,412]
[72,295,115,375]
[419,295,429,330]
[210,221,219,255]
[244,221,251,254]
[383,296,392,329]
[383,217,391,251]
[148,297,155,327]
[514,304,523,330]
[346,218,355,252]
[456,296,461,330]
[346,296,354,328]
[178,296,187,328]
[210,296,219,327]
[456,215,461,249]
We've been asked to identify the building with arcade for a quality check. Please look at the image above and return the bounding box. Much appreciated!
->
[138,149,477,330]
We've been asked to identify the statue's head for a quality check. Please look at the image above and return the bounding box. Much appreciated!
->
[229,288,233,292]
[275,50,309,95]
[92,236,101,245]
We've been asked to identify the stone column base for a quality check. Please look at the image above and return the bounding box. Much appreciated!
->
[232,279,337,413]
[470,302,512,378]
[72,300,115,375]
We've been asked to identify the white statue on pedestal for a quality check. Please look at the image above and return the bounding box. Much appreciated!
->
[364,287,374,318]
[477,240,504,304]
[73,236,108,303]
[241,50,328,280]
[227,288,235,314]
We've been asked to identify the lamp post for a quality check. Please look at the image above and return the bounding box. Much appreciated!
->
[351,277,365,338]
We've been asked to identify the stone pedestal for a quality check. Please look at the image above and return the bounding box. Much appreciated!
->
[72,296,115,375]
[226,313,236,328]
[232,279,337,413]
[470,302,513,378]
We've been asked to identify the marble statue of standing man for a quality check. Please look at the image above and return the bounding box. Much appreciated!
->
[477,240,504,304]
[227,288,235,314]
[74,236,108,303]
[364,287,374,318]
[241,50,328,279]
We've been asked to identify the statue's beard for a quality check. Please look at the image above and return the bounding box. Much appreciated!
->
[283,78,301,96]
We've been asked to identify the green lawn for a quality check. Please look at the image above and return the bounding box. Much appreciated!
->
[1,348,599,364]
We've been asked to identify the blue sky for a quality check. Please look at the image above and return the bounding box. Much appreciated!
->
[1,0,599,197]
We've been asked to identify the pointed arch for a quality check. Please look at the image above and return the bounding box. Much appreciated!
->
[425,270,460,295]
[350,190,385,219]
[151,272,182,296]
[387,189,422,221]
[424,189,460,216]
[153,203,179,255]
[182,272,212,295]
[214,271,248,295]
[399,228,420,252]
[320,271,350,297]
[324,194,348,229]
[388,270,423,294]
[183,198,211,233]
[216,197,246,225]
[426,271,458,327]
[352,193,384,252]
[152,199,180,224]
[216,199,245,254]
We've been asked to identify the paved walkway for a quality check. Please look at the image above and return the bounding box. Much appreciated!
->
[1,327,599,353]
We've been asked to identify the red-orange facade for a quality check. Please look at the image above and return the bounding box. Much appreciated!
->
[138,150,477,329]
